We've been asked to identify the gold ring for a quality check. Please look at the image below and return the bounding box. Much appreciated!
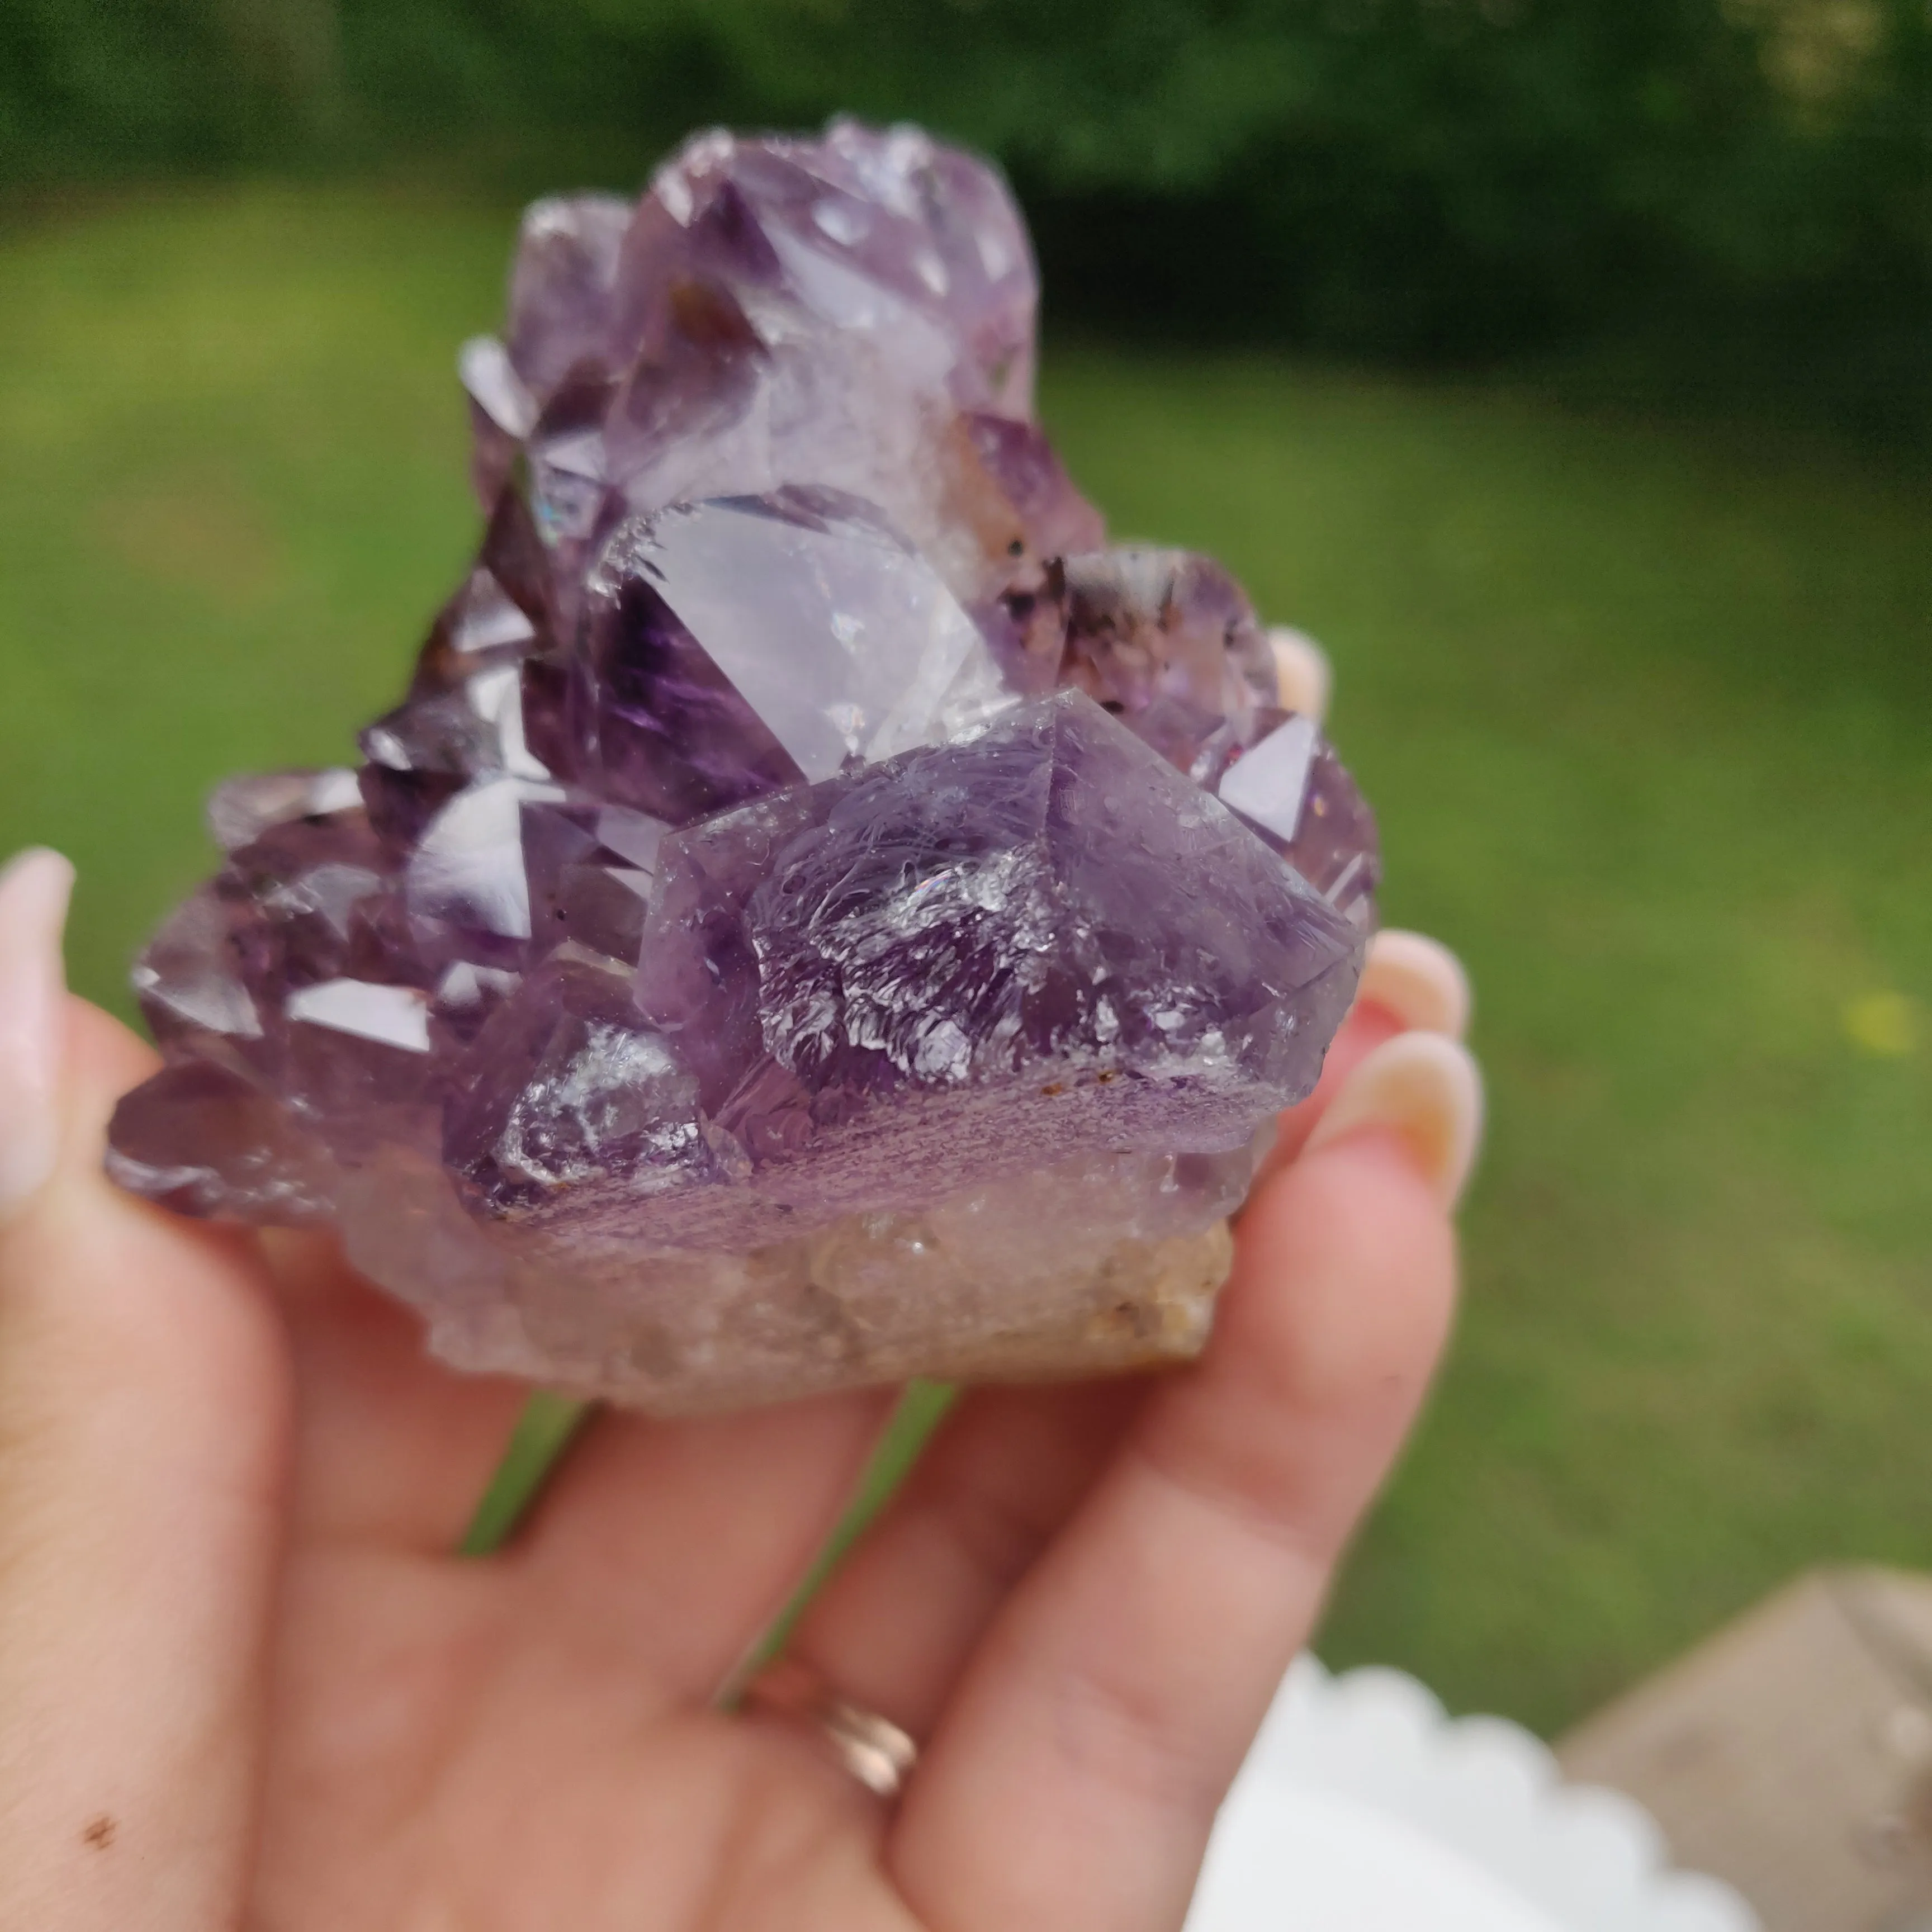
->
[741,1656,918,1801]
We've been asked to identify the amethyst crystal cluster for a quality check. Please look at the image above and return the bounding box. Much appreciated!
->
[106,121,1381,1411]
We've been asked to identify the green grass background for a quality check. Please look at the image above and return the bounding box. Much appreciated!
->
[3,190,1928,1737]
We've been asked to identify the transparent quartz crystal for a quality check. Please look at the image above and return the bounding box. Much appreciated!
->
[106,120,1381,1413]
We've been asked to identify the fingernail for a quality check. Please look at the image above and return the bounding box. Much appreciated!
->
[0,849,76,1220]
[1357,930,1472,1040]
[1302,1031,1484,1209]
[1268,626,1332,723]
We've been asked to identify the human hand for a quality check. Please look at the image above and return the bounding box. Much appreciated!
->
[0,837,1476,1932]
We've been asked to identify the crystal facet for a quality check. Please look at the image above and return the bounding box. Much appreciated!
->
[106,120,1382,1412]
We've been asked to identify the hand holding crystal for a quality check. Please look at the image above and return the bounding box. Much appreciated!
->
[0,841,1475,1931]
[1,122,1481,1928]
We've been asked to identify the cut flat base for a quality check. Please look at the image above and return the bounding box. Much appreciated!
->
[344,1149,1239,1414]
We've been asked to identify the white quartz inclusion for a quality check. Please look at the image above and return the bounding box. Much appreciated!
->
[133,889,264,1039]
[407,776,565,940]
[640,496,1014,779]
[458,335,537,439]
[285,979,432,1053]
[205,768,367,851]
[1218,713,1320,843]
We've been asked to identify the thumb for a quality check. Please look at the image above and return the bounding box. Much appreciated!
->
[0,851,292,1931]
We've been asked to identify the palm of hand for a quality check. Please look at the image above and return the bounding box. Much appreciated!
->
[256,1234,917,1932]
[2,994,1456,1932]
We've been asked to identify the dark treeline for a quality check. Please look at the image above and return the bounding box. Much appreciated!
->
[4,0,1927,438]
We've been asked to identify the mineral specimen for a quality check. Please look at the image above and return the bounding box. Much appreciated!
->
[105,120,1381,1412]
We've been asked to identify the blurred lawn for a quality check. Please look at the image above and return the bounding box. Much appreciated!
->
[3,188,1929,1737]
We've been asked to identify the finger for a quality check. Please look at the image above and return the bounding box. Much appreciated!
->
[784,1381,1144,1737]
[1268,626,1331,722]
[889,1034,1478,1932]
[512,1385,899,1699]
[0,853,292,1932]
[787,935,1469,1733]
[1356,929,1470,1043]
